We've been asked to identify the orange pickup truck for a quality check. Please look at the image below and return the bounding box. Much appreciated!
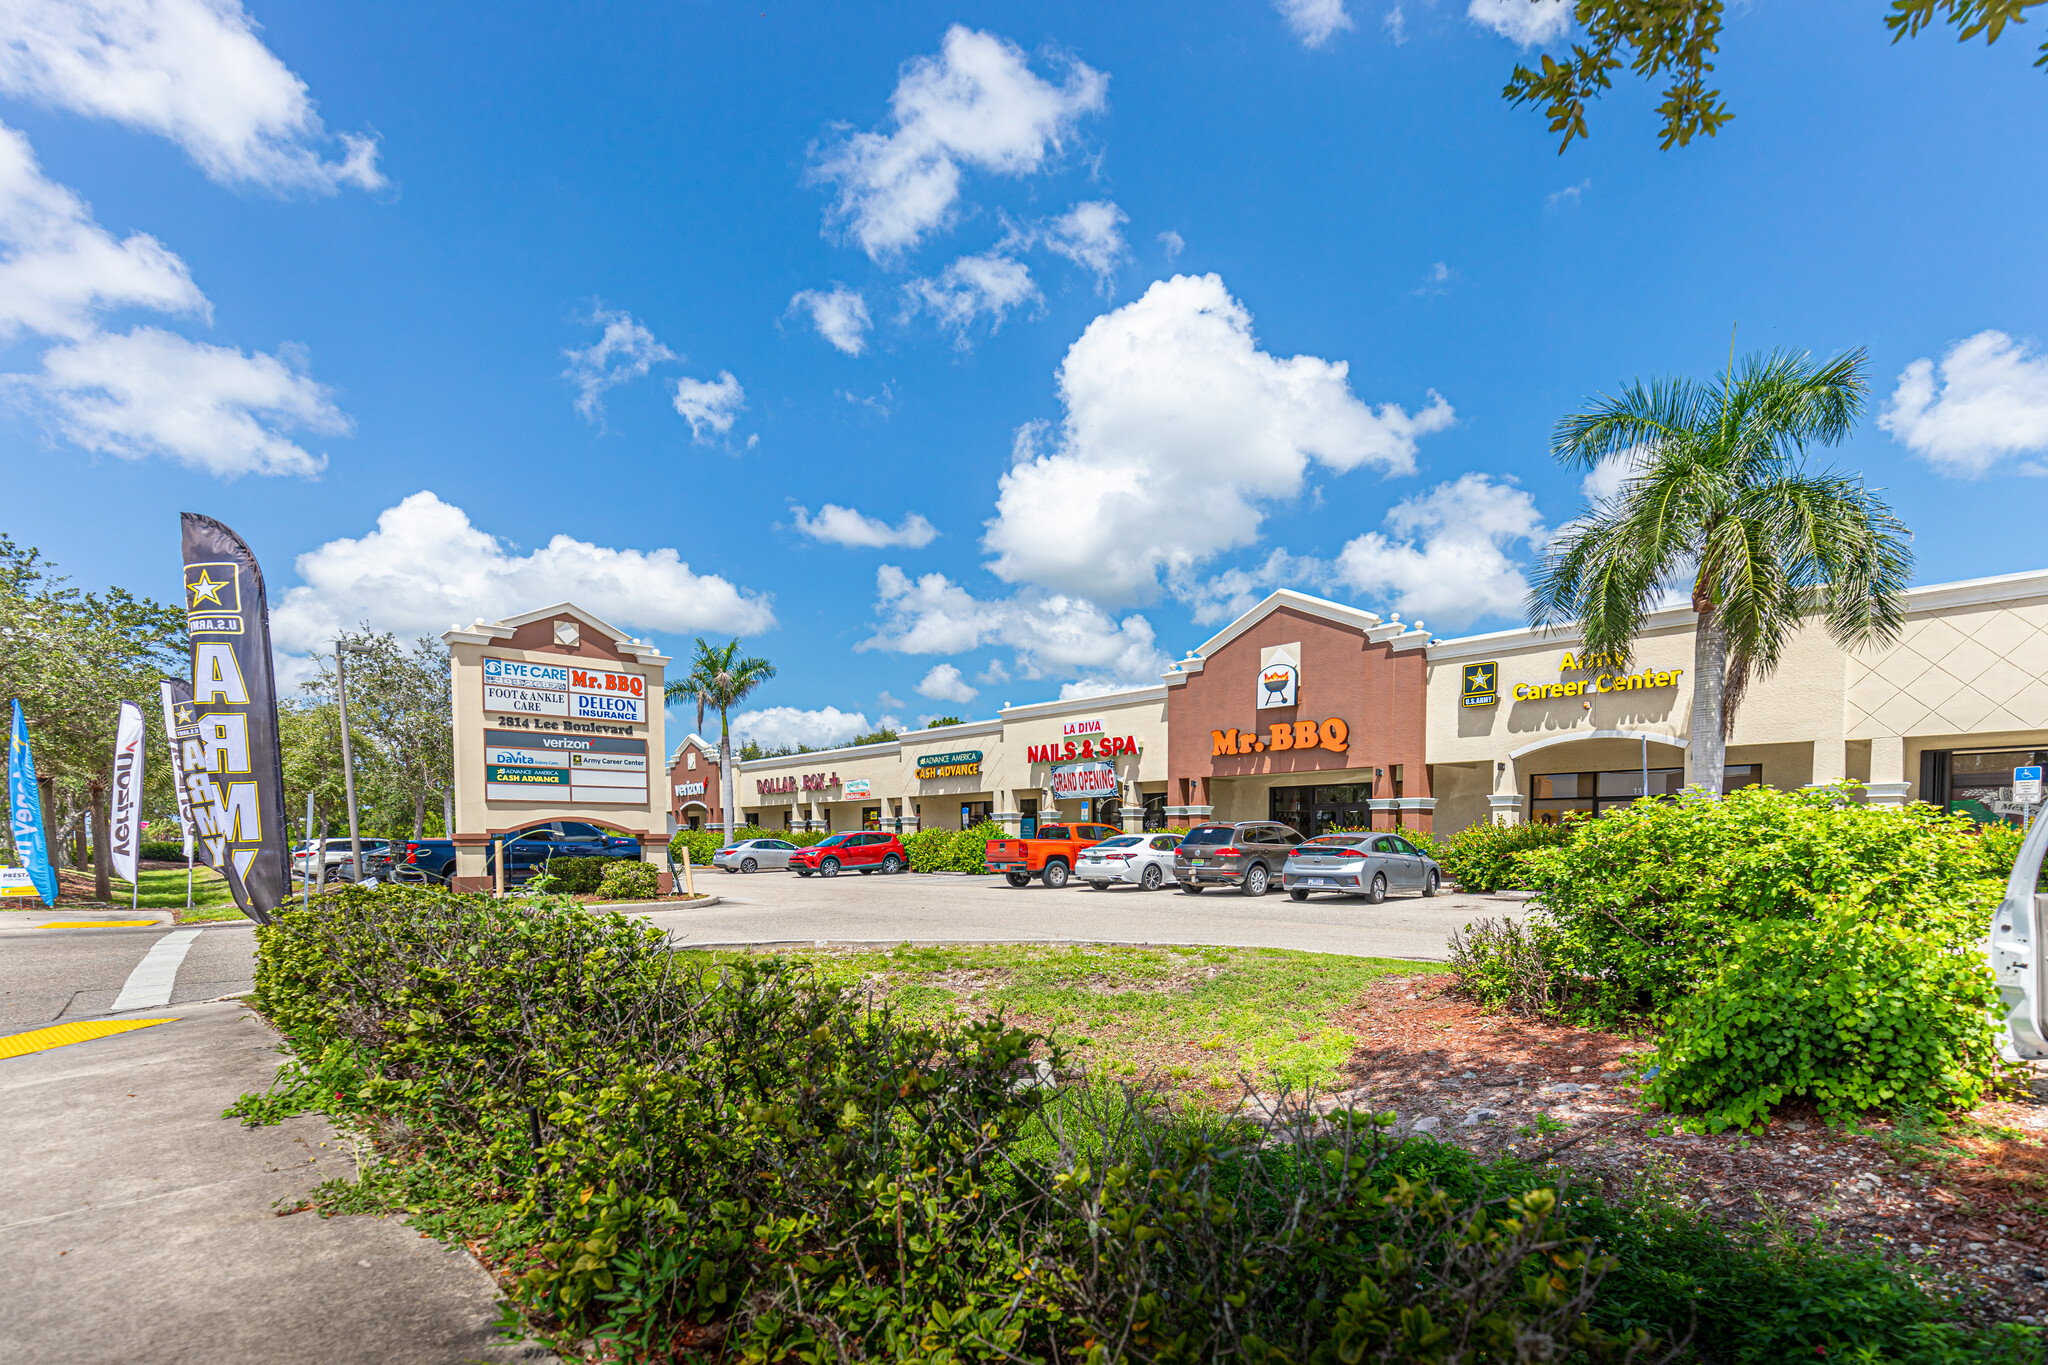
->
[985,822,1124,889]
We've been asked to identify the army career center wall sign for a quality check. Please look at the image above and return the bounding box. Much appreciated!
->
[178,513,289,925]
[484,729,648,803]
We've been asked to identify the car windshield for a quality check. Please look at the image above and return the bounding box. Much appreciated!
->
[1096,836,1141,848]
[817,834,851,846]
[1180,826,1236,846]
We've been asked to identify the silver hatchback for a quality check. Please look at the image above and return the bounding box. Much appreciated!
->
[1282,833,1440,903]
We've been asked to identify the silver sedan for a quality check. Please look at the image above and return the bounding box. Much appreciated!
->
[1282,833,1441,903]
[711,837,799,873]
[1078,832,1183,891]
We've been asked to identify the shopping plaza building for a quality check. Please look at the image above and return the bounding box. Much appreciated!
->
[710,567,2048,839]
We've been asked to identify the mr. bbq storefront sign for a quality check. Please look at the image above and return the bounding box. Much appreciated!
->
[1210,718,1349,756]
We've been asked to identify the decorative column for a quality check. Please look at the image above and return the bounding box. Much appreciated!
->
[1396,797,1437,834]
[1367,798,1399,830]
[1808,736,1848,789]
[1487,793,1524,826]
[1866,735,1911,807]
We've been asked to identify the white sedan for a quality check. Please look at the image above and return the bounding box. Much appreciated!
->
[711,837,800,873]
[1079,832,1184,891]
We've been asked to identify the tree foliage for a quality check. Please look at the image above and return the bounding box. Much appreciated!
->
[283,630,453,840]
[1503,0,2047,153]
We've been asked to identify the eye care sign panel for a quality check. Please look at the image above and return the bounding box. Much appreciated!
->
[483,729,648,803]
[483,658,648,723]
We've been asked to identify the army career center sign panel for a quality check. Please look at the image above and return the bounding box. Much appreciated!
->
[484,729,649,803]
[483,657,648,723]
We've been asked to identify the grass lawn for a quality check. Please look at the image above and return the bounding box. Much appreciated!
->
[687,942,1439,1095]
[111,865,244,921]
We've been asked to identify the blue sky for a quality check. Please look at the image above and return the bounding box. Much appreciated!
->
[3,0,2047,748]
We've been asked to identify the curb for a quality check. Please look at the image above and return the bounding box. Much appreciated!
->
[597,896,724,913]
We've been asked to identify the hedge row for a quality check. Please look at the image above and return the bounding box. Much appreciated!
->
[1450,784,2013,1131]
[668,825,830,870]
[904,820,1005,873]
[236,887,2038,1363]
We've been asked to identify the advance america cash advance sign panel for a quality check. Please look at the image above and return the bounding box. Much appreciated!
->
[484,729,648,804]
[482,657,647,723]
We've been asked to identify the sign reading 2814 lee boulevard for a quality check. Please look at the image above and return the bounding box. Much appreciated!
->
[483,657,647,723]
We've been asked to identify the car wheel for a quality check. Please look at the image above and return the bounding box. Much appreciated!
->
[1042,860,1069,889]
[1089,881,1111,891]
[1140,864,1164,892]
[438,862,456,885]
[821,857,841,878]
[1242,864,1269,897]
[1181,883,1204,894]
[1366,873,1387,905]
[735,857,755,873]
[1422,869,1439,898]
[1289,888,1309,902]
[882,854,903,874]
[1005,871,1031,888]
[797,869,813,878]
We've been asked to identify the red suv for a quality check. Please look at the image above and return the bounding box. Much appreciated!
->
[790,831,908,878]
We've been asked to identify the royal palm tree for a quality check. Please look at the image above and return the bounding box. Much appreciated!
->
[1529,347,1913,796]
[666,638,775,838]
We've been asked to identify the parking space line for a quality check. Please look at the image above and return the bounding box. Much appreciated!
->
[0,1018,176,1061]
[112,929,203,1011]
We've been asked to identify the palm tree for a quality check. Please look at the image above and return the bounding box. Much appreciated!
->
[666,637,775,838]
[1529,348,1912,796]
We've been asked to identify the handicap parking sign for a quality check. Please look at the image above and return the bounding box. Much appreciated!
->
[2016,766,2043,805]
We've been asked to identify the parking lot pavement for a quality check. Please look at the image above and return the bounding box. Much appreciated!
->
[0,999,548,1365]
[643,868,1522,960]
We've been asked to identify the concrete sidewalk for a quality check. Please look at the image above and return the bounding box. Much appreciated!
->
[0,1000,549,1365]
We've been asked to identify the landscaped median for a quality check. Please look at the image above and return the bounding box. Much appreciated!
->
[226,881,2042,1362]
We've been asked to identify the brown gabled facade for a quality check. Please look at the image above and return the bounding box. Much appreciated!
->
[1163,592,1435,833]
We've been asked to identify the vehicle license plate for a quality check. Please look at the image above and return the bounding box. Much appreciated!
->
[1311,878,1332,887]
[1188,857,1204,865]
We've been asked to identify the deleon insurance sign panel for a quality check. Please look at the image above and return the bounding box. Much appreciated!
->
[482,657,647,724]
[482,728,648,803]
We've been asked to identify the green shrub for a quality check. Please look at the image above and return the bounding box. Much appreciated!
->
[1425,818,1577,892]
[235,886,2037,1360]
[902,821,1003,873]
[1643,904,2005,1131]
[1445,916,1560,1016]
[1516,783,2000,1027]
[544,856,610,895]
[670,826,833,871]
[596,859,661,901]
[139,839,187,861]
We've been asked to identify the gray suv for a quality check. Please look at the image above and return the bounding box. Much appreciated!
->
[1172,821,1305,897]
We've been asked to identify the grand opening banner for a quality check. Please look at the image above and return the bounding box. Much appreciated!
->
[180,514,289,924]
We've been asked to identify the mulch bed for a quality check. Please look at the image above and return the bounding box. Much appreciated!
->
[1314,973,2048,1325]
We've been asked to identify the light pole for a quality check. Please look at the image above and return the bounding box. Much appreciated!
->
[336,640,370,883]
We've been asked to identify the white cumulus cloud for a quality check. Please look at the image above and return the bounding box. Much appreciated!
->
[1880,330,2048,477]
[732,706,873,752]
[673,370,744,441]
[1333,473,1546,626]
[0,119,206,339]
[1275,0,1355,47]
[811,25,1107,261]
[1467,0,1572,45]
[0,0,383,193]
[791,503,938,549]
[1179,548,1331,626]
[787,284,872,356]
[904,251,1038,344]
[916,662,978,703]
[859,564,1170,687]
[270,490,774,654]
[984,273,1455,607]
[561,308,675,422]
[1009,200,1128,292]
[13,325,346,476]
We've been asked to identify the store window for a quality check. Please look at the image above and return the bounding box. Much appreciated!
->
[1091,797,1122,828]
[960,800,993,828]
[1528,765,1757,823]
[1924,748,2048,827]
[862,806,881,831]
[1142,793,1167,831]
[1269,784,1375,836]
[1020,798,1039,838]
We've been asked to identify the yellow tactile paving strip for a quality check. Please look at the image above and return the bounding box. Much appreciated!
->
[41,921,164,929]
[0,1018,175,1060]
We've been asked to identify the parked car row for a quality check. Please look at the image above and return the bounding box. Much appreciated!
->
[1174,820,1440,902]
[290,838,394,883]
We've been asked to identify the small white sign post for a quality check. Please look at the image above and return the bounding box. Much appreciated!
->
[2017,766,2043,833]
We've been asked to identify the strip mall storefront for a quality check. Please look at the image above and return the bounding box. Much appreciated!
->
[735,568,2048,844]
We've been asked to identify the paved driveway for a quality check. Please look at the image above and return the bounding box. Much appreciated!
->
[650,867,1521,961]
